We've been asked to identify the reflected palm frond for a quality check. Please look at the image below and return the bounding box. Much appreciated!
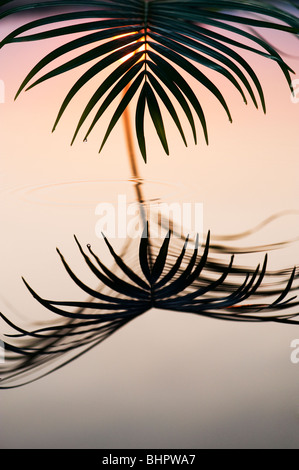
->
[1,225,299,388]
[0,0,299,159]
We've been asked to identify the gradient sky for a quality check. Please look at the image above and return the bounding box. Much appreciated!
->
[1,12,299,448]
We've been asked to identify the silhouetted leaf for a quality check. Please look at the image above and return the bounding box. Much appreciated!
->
[0,0,298,159]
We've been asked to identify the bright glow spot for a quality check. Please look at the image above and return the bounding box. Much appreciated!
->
[114,32,146,63]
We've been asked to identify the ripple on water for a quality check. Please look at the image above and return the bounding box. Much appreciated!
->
[0,178,187,208]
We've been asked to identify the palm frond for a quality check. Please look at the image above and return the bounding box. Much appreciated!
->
[0,0,299,160]
[1,225,299,388]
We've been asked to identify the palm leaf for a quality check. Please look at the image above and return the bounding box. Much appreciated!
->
[0,0,298,159]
